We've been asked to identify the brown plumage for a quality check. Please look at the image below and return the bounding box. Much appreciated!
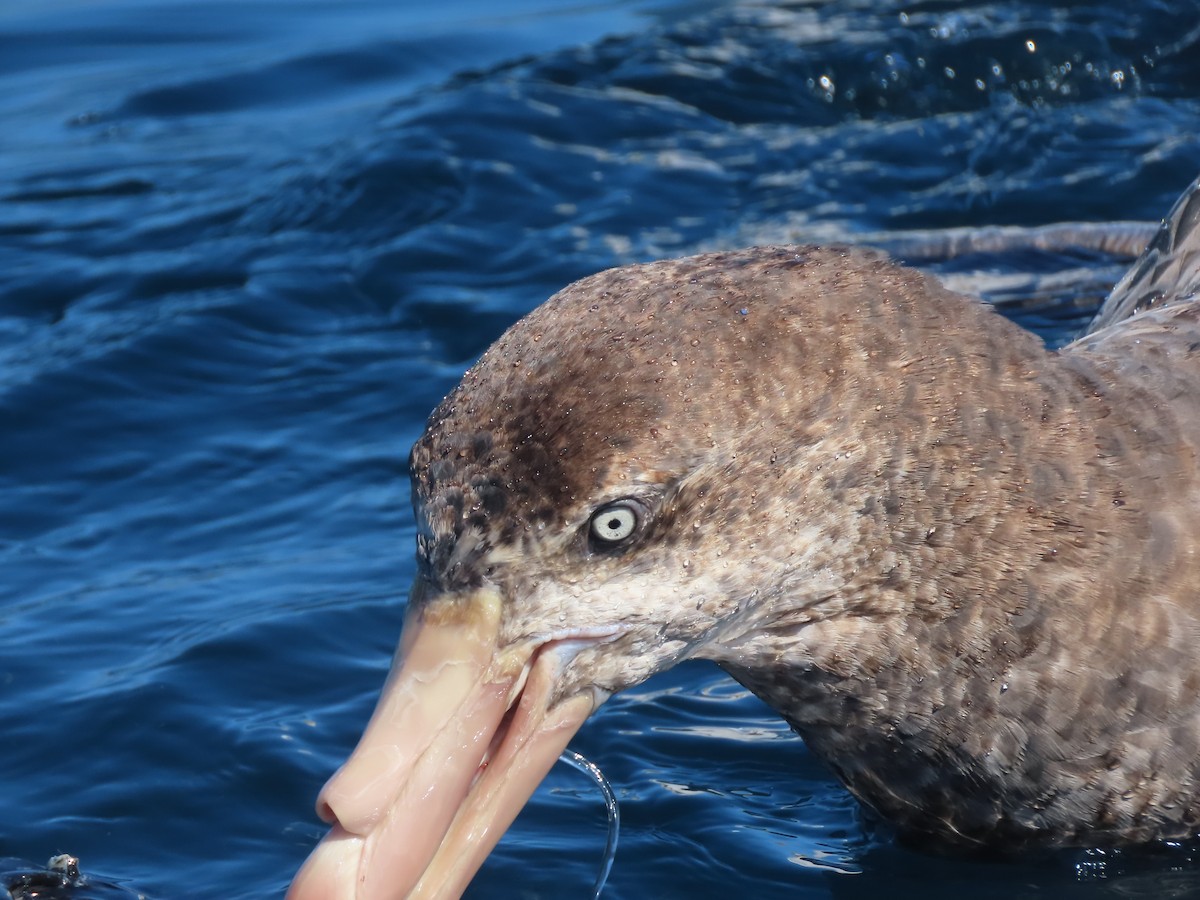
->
[289,175,1200,899]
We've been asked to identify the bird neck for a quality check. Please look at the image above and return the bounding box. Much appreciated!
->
[707,305,1160,740]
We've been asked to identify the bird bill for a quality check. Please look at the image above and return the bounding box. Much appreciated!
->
[287,585,599,900]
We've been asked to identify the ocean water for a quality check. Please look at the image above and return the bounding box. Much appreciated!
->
[3,1,1200,898]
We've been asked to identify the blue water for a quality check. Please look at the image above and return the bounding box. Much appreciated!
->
[3,1,1200,898]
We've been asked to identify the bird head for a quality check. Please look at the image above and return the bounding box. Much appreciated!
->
[287,245,962,899]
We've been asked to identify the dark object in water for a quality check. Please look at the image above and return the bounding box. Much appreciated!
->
[290,172,1200,898]
[1,855,145,900]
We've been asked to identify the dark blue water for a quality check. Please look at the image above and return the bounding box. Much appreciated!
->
[3,1,1200,898]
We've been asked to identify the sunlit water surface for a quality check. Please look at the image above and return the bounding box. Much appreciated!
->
[3,1,1200,898]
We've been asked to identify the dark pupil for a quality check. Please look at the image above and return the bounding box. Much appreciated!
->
[605,516,622,532]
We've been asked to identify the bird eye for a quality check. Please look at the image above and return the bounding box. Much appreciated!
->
[589,501,639,545]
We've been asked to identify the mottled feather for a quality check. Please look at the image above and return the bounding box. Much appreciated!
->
[409,178,1200,854]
